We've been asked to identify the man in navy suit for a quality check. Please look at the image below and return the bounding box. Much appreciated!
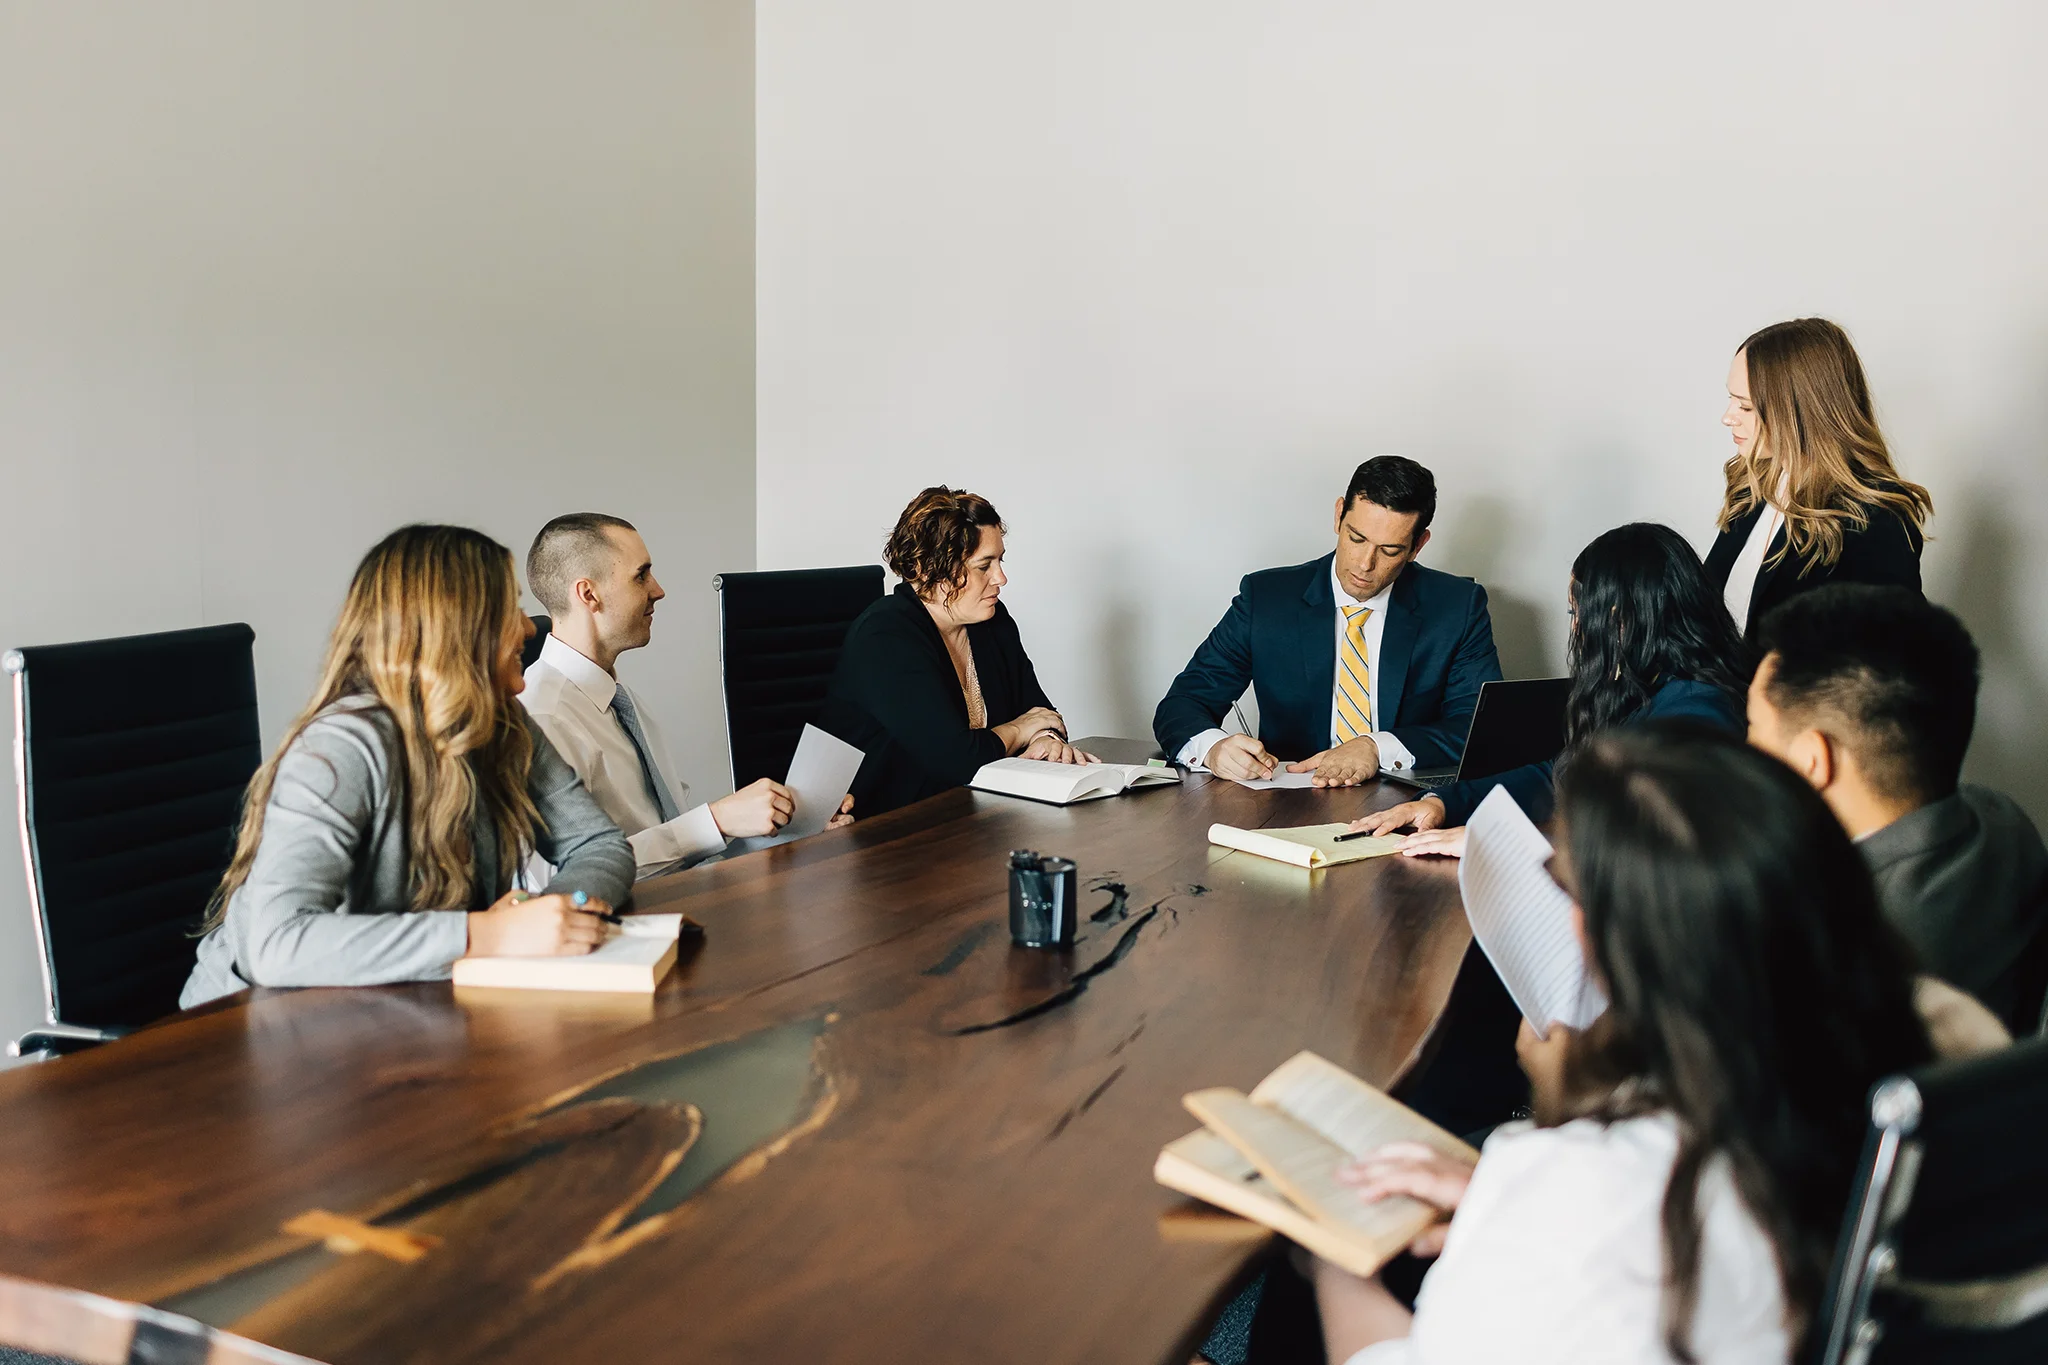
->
[1154,456,1502,785]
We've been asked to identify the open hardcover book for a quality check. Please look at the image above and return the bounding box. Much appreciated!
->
[969,756,1181,805]
[1207,823,1404,869]
[452,913,685,994]
[1154,1052,1477,1278]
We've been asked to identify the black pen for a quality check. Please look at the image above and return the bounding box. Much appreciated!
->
[1332,827,1393,842]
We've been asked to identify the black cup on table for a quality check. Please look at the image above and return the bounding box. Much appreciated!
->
[1008,849,1079,948]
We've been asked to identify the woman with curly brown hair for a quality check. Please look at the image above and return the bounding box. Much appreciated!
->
[821,487,1095,816]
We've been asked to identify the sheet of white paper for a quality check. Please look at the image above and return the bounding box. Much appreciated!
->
[1459,786,1607,1036]
[1231,768,1318,790]
[763,724,864,845]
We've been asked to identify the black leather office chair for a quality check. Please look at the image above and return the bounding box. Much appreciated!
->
[713,566,883,789]
[6,624,262,1058]
[1811,1035,2048,1364]
[522,614,552,670]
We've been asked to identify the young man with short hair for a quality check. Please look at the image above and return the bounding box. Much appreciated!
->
[1748,584,2048,1030]
[521,513,848,879]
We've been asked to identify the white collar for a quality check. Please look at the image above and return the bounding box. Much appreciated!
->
[1330,562,1395,614]
[539,632,619,712]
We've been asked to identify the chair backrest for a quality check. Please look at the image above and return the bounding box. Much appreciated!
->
[522,615,552,671]
[714,566,884,789]
[6,623,262,1031]
[1812,1035,2048,1364]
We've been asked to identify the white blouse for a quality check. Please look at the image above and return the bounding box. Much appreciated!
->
[1345,1114,1791,1365]
[1722,499,1787,630]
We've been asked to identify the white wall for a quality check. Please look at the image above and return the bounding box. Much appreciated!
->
[0,1,755,1056]
[757,1,2048,812]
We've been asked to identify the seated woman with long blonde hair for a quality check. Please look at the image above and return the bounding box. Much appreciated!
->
[181,525,635,1008]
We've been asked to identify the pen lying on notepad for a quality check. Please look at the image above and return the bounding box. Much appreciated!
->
[1333,825,1412,842]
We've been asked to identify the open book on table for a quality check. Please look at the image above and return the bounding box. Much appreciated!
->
[969,756,1181,806]
[452,913,685,994]
[1460,786,1607,1037]
[1154,1051,1478,1278]
[1206,823,1404,869]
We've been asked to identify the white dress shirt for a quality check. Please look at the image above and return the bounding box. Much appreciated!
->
[1723,496,1787,630]
[520,634,727,879]
[1178,566,1419,771]
[1345,1114,1790,1365]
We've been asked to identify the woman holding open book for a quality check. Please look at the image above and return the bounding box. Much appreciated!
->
[179,524,634,1008]
[820,486,1096,817]
[1311,728,1945,1364]
[1346,522,1746,854]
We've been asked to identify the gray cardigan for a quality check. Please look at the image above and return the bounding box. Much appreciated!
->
[181,697,635,1007]
[1861,784,2048,1033]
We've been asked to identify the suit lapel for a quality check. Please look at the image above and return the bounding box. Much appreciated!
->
[1376,569,1419,730]
[1301,557,1337,744]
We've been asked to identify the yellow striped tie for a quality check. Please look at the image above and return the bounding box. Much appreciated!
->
[1334,604,1373,743]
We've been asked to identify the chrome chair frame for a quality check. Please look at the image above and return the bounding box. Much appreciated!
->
[1817,1052,2048,1363]
[7,651,127,1059]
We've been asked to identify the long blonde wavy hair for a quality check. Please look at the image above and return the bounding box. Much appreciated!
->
[1718,318,1933,575]
[203,525,541,930]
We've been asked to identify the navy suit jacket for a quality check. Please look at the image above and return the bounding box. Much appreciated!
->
[1431,677,1744,827]
[1152,554,1502,769]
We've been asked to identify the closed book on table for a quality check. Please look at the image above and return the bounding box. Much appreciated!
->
[452,913,684,994]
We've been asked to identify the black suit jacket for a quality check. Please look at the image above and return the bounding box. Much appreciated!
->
[1704,500,1923,635]
[1151,554,1502,768]
[820,584,1055,817]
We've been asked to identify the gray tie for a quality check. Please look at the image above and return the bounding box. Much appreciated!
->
[609,686,681,822]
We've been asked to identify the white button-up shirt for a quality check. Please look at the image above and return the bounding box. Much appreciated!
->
[1178,565,1419,771]
[520,633,726,879]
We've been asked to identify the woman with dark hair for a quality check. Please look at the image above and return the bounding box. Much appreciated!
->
[1348,522,1747,853]
[181,525,634,1008]
[1708,318,1933,635]
[1311,727,1999,1365]
[820,487,1095,817]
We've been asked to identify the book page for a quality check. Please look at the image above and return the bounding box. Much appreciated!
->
[970,757,1091,802]
[767,725,864,842]
[1248,1052,1476,1161]
[1459,786,1607,1036]
[1109,762,1181,788]
[1154,1128,1409,1278]
[1183,1089,1440,1257]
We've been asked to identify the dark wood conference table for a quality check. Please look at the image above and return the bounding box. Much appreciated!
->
[0,745,1473,1365]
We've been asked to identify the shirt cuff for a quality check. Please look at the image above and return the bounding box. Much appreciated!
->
[1177,728,1232,771]
[626,803,730,879]
[1373,730,1418,771]
[1342,1342,1412,1365]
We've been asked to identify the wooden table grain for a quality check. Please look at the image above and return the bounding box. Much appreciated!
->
[0,757,1472,1365]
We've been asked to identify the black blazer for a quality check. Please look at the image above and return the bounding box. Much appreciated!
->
[1704,500,1923,635]
[820,584,1055,816]
[1151,554,1502,769]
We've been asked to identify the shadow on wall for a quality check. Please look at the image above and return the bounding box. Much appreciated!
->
[1946,492,2048,826]
[1433,494,1559,679]
[1093,591,1149,740]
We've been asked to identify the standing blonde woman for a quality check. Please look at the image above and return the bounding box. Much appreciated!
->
[1707,318,1934,635]
[180,525,634,1008]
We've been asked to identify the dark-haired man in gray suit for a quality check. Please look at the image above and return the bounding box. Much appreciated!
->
[1748,584,2048,1033]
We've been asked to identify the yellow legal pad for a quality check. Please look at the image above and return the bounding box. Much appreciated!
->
[1206,822,1405,869]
